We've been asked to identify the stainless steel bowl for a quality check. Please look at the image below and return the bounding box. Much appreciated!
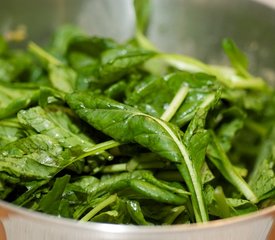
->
[0,0,275,239]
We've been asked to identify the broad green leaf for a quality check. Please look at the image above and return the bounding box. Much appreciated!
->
[67,91,208,222]
[98,47,154,86]
[17,106,112,162]
[0,134,72,180]
[0,118,24,146]
[0,83,39,119]
[49,64,77,93]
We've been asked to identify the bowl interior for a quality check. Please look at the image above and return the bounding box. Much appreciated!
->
[1,0,275,82]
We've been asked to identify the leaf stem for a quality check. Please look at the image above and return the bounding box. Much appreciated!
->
[150,116,208,222]
[75,140,121,161]
[161,85,189,122]
[28,42,62,66]
[80,194,117,222]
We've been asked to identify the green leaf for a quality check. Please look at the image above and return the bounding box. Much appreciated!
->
[98,47,154,86]
[17,106,112,163]
[0,134,72,180]
[0,52,33,83]
[0,83,39,119]
[126,199,151,225]
[0,119,25,147]
[48,64,77,93]
[39,175,70,215]
[249,127,275,201]
[126,71,219,127]
[67,91,208,222]
[207,131,258,203]
[49,25,85,57]
[222,38,249,78]
[67,35,118,58]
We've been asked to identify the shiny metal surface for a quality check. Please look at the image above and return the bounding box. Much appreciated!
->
[1,0,275,81]
[0,0,275,239]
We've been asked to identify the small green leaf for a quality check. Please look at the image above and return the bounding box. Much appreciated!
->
[39,175,70,215]
[222,38,249,78]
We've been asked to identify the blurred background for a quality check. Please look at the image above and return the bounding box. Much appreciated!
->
[0,0,275,82]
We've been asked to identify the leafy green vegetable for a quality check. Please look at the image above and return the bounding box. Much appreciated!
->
[0,0,274,226]
[39,174,71,215]
[0,134,72,180]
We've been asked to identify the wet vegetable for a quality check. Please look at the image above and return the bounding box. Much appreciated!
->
[0,0,274,225]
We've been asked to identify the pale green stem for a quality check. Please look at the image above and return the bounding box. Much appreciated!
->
[75,140,121,161]
[80,194,117,222]
[161,85,189,122]
[28,42,62,66]
[102,163,127,173]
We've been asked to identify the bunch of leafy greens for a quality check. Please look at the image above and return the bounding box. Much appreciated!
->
[0,0,274,225]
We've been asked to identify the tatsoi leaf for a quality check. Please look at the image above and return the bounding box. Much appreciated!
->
[18,106,90,149]
[125,75,174,118]
[226,198,258,216]
[169,72,219,127]
[183,92,216,174]
[250,159,275,201]
[222,38,249,78]
[98,48,154,86]
[207,132,258,203]
[68,176,99,194]
[90,197,131,224]
[204,185,257,218]
[49,64,77,93]
[0,83,39,119]
[126,200,151,225]
[67,35,118,58]
[0,134,72,180]
[67,91,208,222]
[17,106,112,162]
[67,92,184,162]
[126,71,219,127]
[249,127,275,201]
[38,86,66,107]
[0,52,32,83]
[39,175,70,215]
[49,25,85,57]
[0,123,25,147]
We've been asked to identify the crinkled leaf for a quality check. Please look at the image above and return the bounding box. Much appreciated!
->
[67,91,208,222]
[18,106,92,150]
[0,83,39,119]
[0,134,73,180]
[0,121,25,147]
[249,127,275,201]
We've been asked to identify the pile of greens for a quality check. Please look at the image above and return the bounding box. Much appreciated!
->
[0,0,274,225]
